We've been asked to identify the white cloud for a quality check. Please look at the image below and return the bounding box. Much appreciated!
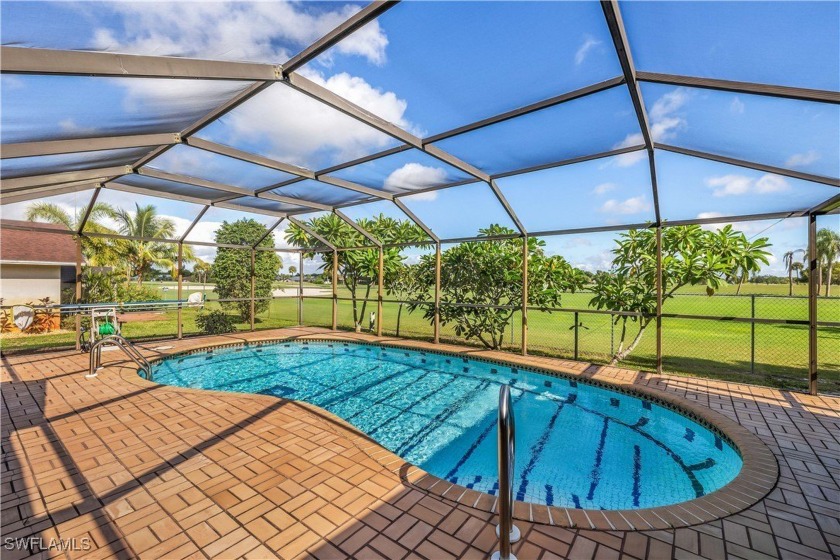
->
[697,212,724,220]
[209,80,405,168]
[384,163,447,194]
[562,237,593,248]
[755,174,789,194]
[730,97,745,114]
[706,174,752,197]
[574,36,601,65]
[592,182,616,195]
[573,250,614,273]
[89,2,387,65]
[612,88,690,167]
[82,1,413,169]
[648,88,689,123]
[599,196,650,215]
[785,150,821,168]
[705,173,790,197]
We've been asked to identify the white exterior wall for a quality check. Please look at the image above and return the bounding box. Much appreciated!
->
[0,264,62,305]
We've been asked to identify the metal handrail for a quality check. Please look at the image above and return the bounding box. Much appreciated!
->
[492,385,519,560]
[88,335,152,380]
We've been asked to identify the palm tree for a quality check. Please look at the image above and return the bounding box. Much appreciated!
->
[783,249,806,296]
[816,228,840,296]
[112,204,195,286]
[25,201,119,266]
[714,226,771,295]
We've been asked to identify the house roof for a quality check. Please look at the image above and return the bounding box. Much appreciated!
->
[0,220,77,265]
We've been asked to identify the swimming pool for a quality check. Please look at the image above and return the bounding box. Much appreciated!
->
[151,340,743,510]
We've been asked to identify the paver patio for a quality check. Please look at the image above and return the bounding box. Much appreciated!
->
[2,327,838,559]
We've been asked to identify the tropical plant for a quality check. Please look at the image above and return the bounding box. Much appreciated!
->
[25,201,119,266]
[406,225,586,349]
[385,263,424,337]
[816,228,840,296]
[783,249,806,296]
[288,265,297,278]
[286,213,429,330]
[111,204,194,286]
[212,219,282,320]
[195,309,237,335]
[590,225,771,364]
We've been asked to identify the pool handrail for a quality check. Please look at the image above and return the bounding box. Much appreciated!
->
[492,384,520,560]
[88,335,152,381]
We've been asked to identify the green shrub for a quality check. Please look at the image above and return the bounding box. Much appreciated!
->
[195,310,237,335]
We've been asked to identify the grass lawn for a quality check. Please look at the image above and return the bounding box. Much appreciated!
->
[2,283,837,393]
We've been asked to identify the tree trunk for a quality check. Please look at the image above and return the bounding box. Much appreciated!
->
[788,267,793,296]
[826,263,834,297]
[396,303,403,337]
[609,318,652,365]
[817,263,823,297]
[736,273,745,296]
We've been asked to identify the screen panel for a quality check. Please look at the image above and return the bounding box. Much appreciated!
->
[497,151,654,233]
[430,86,641,176]
[623,1,840,92]
[1,74,253,144]
[306,1,621,135]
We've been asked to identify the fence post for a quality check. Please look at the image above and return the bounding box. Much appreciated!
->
[377,246,384,336]
[75,236,82,351]
[332,250,338,330]
[250,248,256,332]
[298,251,304,326]
[574,311,579,361]
[655,226,663,374]
[521,236,528,356]
[808,214,818,395]
[177,242,183,339]
[610,314,615,356]
[434,242,441,344]
[750,294,755,375]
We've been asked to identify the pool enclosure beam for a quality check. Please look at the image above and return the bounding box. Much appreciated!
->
[521,236,528,356]
[75,238,82,350]
[334,210,382,247]
[0,133,180,159]
[601,0,661,226]
[177,243,183,339]
[378,247,384,336]
[298,252,304,325]
[332,251,339,330]
[186,137,316,179]
[76,187,102,235]
[2,166,131,192]
[422,76,626,144]
[0,46,280,81]
[286,217,336,252]
[656,144,840,187]
[808,214,818,395]
[282,1,400,75]
[656,226,663,374]
[637,72,840,105]
[189,137,394,202]
[250,249,256,331]
[434,242,441,343]
[0,181,99,205]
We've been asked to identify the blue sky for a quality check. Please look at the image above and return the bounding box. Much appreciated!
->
[2,1,837,274]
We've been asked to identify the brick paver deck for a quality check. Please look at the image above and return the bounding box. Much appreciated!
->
[2,327,838,559]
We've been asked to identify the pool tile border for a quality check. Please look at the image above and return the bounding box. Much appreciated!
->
[141,333,780,531]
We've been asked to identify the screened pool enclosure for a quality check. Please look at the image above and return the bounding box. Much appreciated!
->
[1,1,838,394]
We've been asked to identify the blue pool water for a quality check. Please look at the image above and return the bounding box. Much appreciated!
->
[151,340,742,510]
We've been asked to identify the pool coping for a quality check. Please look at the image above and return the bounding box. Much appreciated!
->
[130,333,780,531]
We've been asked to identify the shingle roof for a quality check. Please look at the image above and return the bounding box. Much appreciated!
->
[0,220,77,264]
